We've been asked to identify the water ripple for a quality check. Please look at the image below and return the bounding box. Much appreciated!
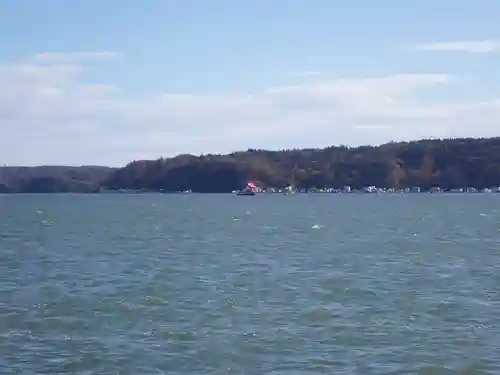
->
[1,194,500,374]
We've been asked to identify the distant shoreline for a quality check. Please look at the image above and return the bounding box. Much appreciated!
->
[1,189,499,195]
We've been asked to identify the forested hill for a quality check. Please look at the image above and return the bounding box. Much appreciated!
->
[105,137,500,193]
[1,137,500,193]
[0,166,115,193]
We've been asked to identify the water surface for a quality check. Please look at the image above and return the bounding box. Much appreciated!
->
[1,194,500,374]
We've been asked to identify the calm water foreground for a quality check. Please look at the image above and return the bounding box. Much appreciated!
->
[1,194,500,375]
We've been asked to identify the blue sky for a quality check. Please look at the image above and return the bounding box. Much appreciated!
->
[1,0,499,166]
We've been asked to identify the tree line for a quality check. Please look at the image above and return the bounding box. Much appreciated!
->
[1,137,500,193]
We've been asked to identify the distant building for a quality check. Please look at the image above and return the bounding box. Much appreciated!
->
[363,186,377,193]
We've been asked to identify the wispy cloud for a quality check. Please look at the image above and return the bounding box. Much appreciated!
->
[289,71,324,77]
[409,40,500,53]
[0,52,498,166]
[32,51,118,63]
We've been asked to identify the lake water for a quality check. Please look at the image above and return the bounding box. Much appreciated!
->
[1,194,500,374]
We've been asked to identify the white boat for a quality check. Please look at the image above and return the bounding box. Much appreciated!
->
[283,185,295,195]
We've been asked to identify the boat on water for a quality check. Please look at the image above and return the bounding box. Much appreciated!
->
[283,185,295,195]
[236,182,257,196]
[236,190,256,196]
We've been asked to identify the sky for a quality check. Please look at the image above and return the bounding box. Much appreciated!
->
[1,0,499,166]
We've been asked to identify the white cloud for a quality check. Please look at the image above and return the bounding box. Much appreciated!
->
[0,52,499,166]
[409,40,500,53]
[288,71,324,77]
[32,51,118,63]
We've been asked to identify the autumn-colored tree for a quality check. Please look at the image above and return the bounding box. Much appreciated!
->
[2,137,500,192]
